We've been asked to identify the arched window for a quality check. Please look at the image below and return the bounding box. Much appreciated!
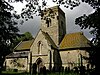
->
[46,18,51,27]
[37,41,43,54]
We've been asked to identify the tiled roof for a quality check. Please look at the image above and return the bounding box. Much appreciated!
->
[59,32,90,49]
[14,39,34,51]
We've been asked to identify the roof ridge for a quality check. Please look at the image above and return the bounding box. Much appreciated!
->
[66,32,83,35]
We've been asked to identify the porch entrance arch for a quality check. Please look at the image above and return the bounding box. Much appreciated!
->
[35,58,44,72]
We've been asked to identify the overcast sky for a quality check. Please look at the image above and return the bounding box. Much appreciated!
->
[11,1,94,40]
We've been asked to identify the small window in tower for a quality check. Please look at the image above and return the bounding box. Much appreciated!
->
[61,21,64,33]
[60,21,65,42]
[57,16,59,20]
[46,18,51,27]
[61,21,64,26]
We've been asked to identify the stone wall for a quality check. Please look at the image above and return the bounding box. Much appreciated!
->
[60,50,89,69]
[5,58,28,71]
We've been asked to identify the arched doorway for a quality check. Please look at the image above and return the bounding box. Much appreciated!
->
[35,58,44,73]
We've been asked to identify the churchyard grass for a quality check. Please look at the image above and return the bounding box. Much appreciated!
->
[1,71,79,75]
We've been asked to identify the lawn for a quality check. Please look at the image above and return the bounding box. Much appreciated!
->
[1,71,29,75]
[1,71,79,75]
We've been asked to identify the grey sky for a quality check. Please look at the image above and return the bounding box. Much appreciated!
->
[14,2,94,40]
[60,3,94,39]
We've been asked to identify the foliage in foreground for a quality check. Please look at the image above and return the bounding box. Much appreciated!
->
[1,71,79,75]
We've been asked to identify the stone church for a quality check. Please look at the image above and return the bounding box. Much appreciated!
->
[5,6,90,72]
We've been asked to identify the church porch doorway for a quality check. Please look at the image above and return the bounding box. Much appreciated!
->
[35,58,44,73]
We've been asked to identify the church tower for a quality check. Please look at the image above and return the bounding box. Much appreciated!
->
[41,6,66,46]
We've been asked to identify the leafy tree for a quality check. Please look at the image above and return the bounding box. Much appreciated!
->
[0,0,20,72]
[23,32,33,40]
[0,0,33,72]
[75,0,100,74]
[13,32,33,47]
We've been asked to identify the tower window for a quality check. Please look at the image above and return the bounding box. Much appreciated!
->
[57,16,59,20]
[61,21,64,27]
[46,18,51,27]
